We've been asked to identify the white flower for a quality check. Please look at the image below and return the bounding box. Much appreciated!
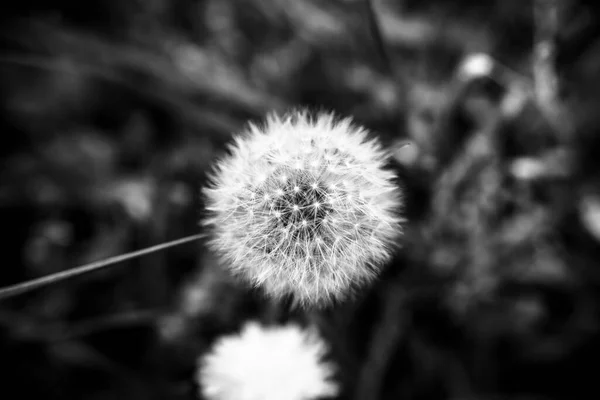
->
[202,110,404,306]
[197,322,339,400]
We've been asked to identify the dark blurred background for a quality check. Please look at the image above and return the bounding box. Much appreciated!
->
[2,0,600,399]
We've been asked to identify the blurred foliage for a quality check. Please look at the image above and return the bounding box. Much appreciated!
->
[2,0,600,399]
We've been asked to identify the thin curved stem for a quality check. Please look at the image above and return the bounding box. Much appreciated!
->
[0,233,205,301]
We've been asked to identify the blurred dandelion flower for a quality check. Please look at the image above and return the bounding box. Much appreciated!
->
[202,110,403,306]
[198,322,338,400]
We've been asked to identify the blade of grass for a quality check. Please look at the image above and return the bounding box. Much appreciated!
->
[0,233,205,301]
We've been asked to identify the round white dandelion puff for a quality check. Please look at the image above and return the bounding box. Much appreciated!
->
[197,322,339,400]
[202,110,404,306]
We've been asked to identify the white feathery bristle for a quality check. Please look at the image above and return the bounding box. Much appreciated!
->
[202,110,404,306]
[198,322,339,400]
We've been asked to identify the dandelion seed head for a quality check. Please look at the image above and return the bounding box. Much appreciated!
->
[198,322,338,400]
[202,110,404,306]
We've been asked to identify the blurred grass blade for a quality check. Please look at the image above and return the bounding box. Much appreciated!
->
[363,0,394,77]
